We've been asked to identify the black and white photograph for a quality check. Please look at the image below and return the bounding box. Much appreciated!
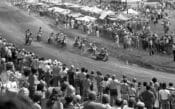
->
[0,0,175,109]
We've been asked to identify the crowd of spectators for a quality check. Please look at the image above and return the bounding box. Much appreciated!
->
[1,1,175,109]
[52,2,173,56]
[102,4,173,55]
[13,0,175,56]
[1,33,175,109]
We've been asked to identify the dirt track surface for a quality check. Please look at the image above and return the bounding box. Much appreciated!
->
[1,0,175,83]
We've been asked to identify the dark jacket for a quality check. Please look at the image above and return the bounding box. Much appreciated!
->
[140,90,155,107]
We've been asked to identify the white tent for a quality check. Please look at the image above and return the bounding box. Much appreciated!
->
[99,10,115,19]
[81,6,103,14]
[68,4,82,8]
[49,7,71,15]
[117,14,130,21]
[68,13,82,18]
[123,9,139,15]
[76,16,96,22]
[26,0,39,3]
[90,7,103,14]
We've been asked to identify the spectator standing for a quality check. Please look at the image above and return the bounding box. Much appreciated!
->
[129,84,136,100]
[139,86,155,109]
[96,71,103,98]
[74,68,81,94]
[77,68,86,96]
[148,37,154,56]
[83,74,92,100]
[96,28,100,38]
[67,65,75,86]
[108,75,119,106]
[114,34,120,48]
[159,83,170,109]
[168,83,175,109]
[120,79,130,101]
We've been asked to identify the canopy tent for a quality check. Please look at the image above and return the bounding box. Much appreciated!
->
[48,7,63,11]
[90,7,103,14]
[63,2,75,6]
[48,7,71,15]
[81,6,91,12]
[29,2,49,7]
[61,10,71,15]
[26,0,39,3]
[143,2,161,7]
[76,16,96,22]
[51,3,63,6]
[123,9,139,15]
[99,10,115,19]
[68,13,83,18]
[80,6,103,14]
[63,2,82,8]
[117,14,130,21]
[108,14,130,21]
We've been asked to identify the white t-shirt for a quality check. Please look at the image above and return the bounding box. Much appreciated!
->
[123,105,134,109]
[108,79,119,89]
[159,89,170,100]
[6,81,18,89]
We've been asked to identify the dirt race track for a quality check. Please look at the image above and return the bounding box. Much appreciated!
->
[1,0,175,83]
